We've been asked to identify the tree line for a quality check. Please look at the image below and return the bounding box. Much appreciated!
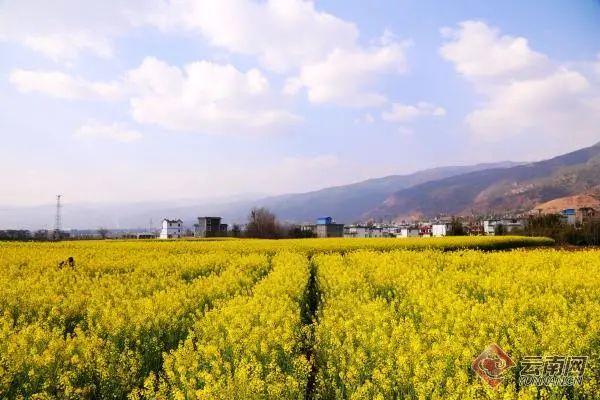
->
[231,207,314,239]
[522,214,600,246]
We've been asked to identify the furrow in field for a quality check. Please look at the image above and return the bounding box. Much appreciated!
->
[136,252,311,400]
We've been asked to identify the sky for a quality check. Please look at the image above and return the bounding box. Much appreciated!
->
[1,0,600,206]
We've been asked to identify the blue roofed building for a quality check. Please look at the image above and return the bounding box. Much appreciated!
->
[315,216,343,238]
[560,208,577,225]
[316,216,333,225]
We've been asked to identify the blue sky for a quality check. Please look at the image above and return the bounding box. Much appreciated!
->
[1,0,599,206]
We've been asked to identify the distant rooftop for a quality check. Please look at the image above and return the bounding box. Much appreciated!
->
[163,218,183,223]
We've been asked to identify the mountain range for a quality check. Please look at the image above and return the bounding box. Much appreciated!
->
[1,142,599,230]
[367,141,600,221]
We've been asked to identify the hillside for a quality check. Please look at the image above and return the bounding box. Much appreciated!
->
[367,142,600,220]
[246,161,517,223]
[533,193,600,214]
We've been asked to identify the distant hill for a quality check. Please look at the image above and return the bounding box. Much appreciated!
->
[244,161,518,223]
[367,142,600,221]
[533,193,600,214]
[0,162,515,229]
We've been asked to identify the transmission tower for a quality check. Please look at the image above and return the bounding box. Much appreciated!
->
[54,194,62,238]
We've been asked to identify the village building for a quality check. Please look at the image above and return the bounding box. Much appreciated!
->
[315,216,344,238]
[560,208,577,225]
[465,224,484,236]
[482,218,526,235]
[194,217,227,237]
[398,227,420,238]
[577,207,600,224]
[431,223,452,237]
[160,219,183,239]
[136,232,156,239]
[419,225,432,237]
[343,225,383,238]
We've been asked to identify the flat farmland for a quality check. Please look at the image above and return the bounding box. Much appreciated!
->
[0,237,598,399]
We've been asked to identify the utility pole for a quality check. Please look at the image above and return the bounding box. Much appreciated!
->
[54,194,62,240]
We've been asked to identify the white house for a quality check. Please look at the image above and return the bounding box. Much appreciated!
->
[398,227,420,238]
[431,224,449,237]
[160,219,183,239]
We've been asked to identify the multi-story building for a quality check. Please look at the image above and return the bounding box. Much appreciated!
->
[315,216,344,238]
[194,217,227,237]
[160,219,183,239]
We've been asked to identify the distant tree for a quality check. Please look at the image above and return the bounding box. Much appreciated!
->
[97,227,109,239]
[287,225,315,239]
[449,217,465,236]
[245,207,282,239]
[579,221,600,246]
[230,224,242,238]
[33,230,49,241]
[525,214,566,240]
[524,214,600,246]
[0,230,31,241]
[494,223,506,236]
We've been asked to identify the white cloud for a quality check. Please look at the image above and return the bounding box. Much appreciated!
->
[157,1,412,108]
[288,36,410,107]
[0,0,357,75]
[440,20,549,80]
[441,21,600,158]
[148,0,359,73]
[0,0,358,68]
[127,57,300,134]
[466,69,590,138]
[74,122,142,143]
[3,0,410,113]
[9,69,122,100]
[0,0,156,61]
[382,102,446,122]
[10,57,300,135]
[22,34,113,61]
[2,1,411,111]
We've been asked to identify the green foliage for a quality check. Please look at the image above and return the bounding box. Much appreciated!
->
[525,215,600,245]
[449,217,466,236]
[494,223,506,236]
